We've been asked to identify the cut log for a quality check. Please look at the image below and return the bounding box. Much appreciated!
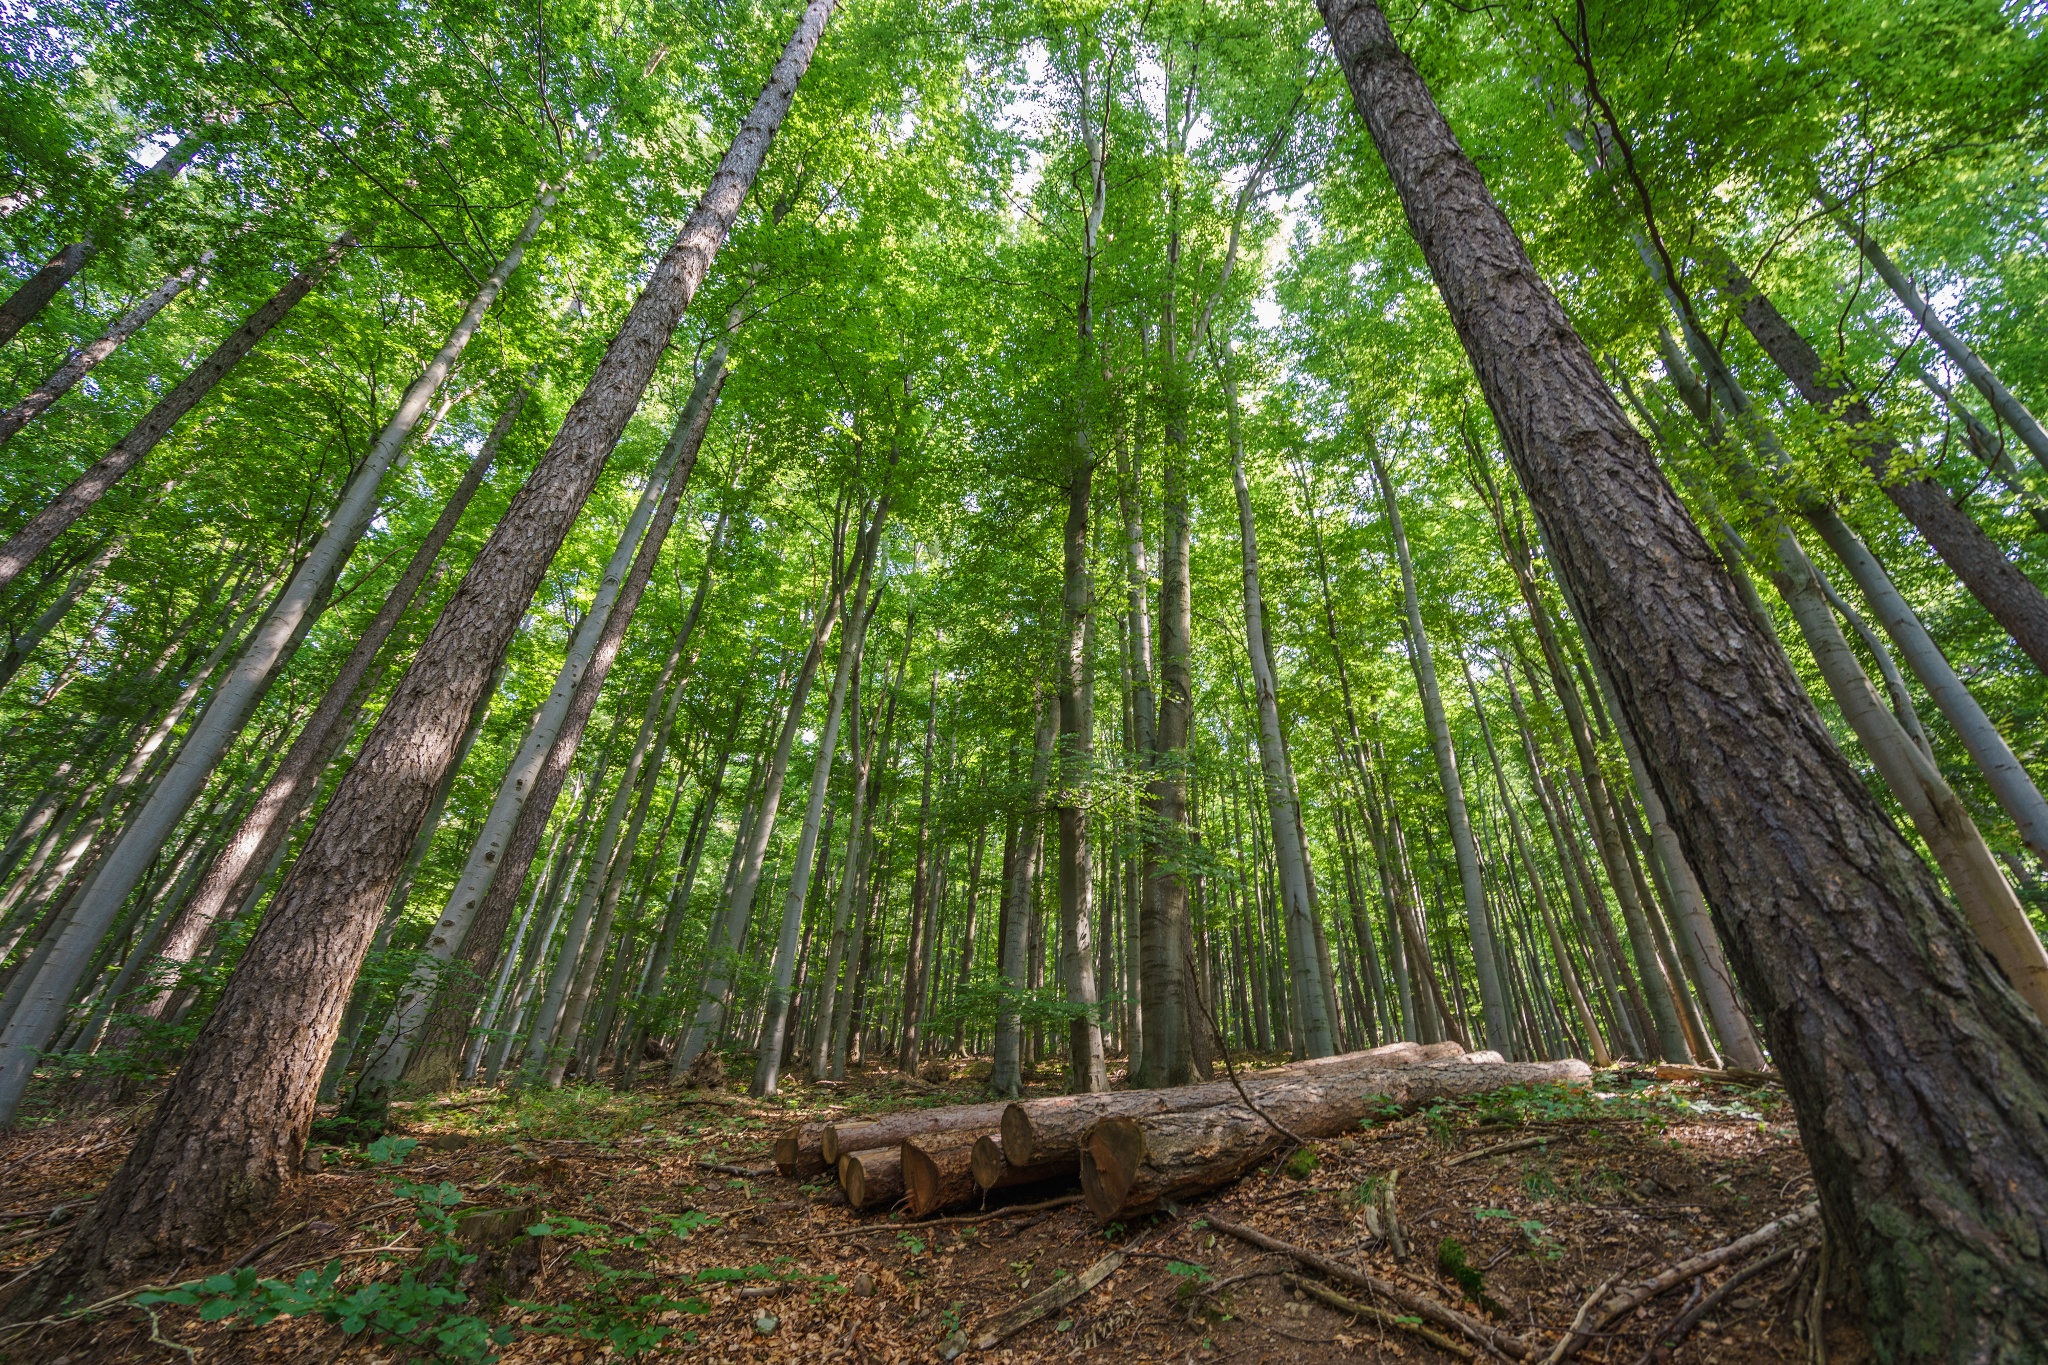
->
[822,1098,1012,1164]
[971,1133,1073,1192]
[773,1122,832,1178]
[838,1147,903,1211]
[901,1130,988,1217]
[1001,1041,1485,1167]
[1078,1058,1592,1219]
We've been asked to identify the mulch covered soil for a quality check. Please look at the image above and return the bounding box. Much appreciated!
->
[0,1055,1858,1363]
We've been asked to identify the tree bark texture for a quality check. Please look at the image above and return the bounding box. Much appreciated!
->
[0,256,205,444]
[8,3,835,1303]
[1078,1057,1591,1218]
[1320,0,2048,1351]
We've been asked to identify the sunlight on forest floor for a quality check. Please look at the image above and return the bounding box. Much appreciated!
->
[0,1058,1847,1363]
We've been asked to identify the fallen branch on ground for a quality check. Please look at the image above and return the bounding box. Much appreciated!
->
[1539,1202,1820,1364]
[1284,1272,1475,1359]
[1206,1214,1534,1360]
[1630,1241,1804,1365]
[1447,1134,1566,1167]
[973,1242,1132,1349]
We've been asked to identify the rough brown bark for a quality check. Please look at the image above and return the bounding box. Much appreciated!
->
[970,1133,1072,1192]
[0,232,355,593]
[1079,1058,1590,1219]
[6,3,836,1308]
[402,365,727,1095]
[773,1122,833,1178]
[1000,1041,1464,1166]
[1321,0,2048,1353]
[822,1099,1013,1165]
[901,1130,985,1216]
[1719,258,2048,678]
[838,1147,902,1211]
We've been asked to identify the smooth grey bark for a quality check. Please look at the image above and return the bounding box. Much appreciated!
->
[0,128,213,348]
[0,230,355,593]
[0,526,132,690]
[366,349,721,1095]
[147,391,522,1028]
[677,558,847,1070]
[991,688,1056,1097]
[1824,200,2048,476]
[754,497,888,1095]
[0,255,207,444]
[896,673,943,1073]
[0,194,555,1123]
[1460,656,1611,1066]
[1374,455,1509,1052]
[1219,337,1334,1060]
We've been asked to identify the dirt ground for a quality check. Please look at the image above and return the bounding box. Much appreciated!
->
[0,1054,1850,1364]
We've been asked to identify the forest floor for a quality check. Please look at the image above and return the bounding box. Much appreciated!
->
[0,1053,1856,1365]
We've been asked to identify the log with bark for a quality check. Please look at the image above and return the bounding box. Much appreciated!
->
[821,1098,1012,1164]
[1001,1041,1479,1167]
[1079,1058,1591,1219]
[901,1130,988,1217]
[838,1147,903,1211]
[772,1122,833,1179]
[971,1134,1072,1193]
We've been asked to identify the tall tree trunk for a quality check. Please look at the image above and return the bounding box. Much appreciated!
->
[992,690,1055,1097]
[367,345,730,1102]
[0,256,207,444]
[1375,455,1510,1052]
[753,495,889,1095]
[0,524,133,690]
[0,127,212,347]
[1221,340,1334,1059]
[139,390,524,1037]
[1714,255,2048,678]
[1320,0,2048,1347]
[6,2,835,1303]
[1461,655,1610,1065]
[0,194,561,1123]
[0,231,356,592]
[1822,199,2048,476]
[896,673,943,1072]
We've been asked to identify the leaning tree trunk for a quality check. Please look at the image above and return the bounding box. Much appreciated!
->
[1319,0,2048,1351]
[0,127,212,348]
[753,497,888,1096]
[369,345,730,1102]
[0,256,206,445]
[134,390,523,1039]
[0,230,355,593]
[1716,255,2048,679]
[1822,199,2048,476]
[4,1,836,1308]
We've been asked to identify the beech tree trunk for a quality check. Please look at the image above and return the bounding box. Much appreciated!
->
[754,494,889,1095]
[1376,455,1510,1052]
[1320,0,2048,1350]
[0,256,205,444]
[1717,256,2048,678]
[990,688,1054,1097]
[5,2,835,1305]
[0,230,355,593]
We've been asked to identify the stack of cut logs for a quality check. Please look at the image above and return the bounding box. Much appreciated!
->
[773,1041,1591,1220]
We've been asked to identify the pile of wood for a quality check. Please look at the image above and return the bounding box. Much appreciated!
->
[774,1042,1592,1219]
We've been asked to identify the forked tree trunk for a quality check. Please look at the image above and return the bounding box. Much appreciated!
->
[1319,0,2048,1349]
[5,1,836,1305]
